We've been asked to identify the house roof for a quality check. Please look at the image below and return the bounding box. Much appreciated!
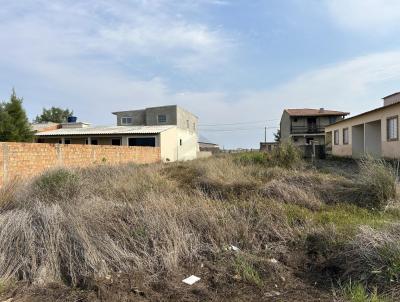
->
[284,109,349,117]
[35,125,175,136]
[326,101,400,128]
[383,92,400,99]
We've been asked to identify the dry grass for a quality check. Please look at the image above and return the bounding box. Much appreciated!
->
[0,152,398,301]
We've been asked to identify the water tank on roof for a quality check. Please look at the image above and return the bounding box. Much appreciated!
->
[67,116,77,123]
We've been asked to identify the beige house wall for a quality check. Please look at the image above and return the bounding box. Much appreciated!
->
[325,102,400,158]
[159,127,199,162]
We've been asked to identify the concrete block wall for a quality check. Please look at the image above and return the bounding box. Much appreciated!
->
[0,142,161,187]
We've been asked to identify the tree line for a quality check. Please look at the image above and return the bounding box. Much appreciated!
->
[0,89,73,142]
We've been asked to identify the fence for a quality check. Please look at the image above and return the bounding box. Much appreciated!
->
[0,142,161,187]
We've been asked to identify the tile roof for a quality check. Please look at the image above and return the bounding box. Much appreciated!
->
[285,109,349,117]
[35,125,175,136]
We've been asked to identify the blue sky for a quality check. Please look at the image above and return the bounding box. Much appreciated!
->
[1,0,400,148]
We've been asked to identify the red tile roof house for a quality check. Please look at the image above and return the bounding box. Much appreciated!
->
[280,108,349,147]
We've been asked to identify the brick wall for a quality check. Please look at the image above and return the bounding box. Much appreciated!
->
[0,142,161,187]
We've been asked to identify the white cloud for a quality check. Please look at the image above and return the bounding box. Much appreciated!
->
[326,0,400,33]
[0,0,231,72]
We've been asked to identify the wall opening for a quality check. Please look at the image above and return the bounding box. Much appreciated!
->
[352,124,364,158]
[365,120,382,158]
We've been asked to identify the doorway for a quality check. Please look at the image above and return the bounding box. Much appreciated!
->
[307,117,317,133]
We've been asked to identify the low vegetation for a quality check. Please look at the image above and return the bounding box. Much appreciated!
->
[0,144,399,301]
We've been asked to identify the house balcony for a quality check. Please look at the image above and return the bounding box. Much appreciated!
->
[290,126,325,134]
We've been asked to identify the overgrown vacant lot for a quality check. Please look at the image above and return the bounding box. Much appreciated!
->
[0,146,399,302]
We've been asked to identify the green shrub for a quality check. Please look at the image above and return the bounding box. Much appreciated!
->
[235,152,267,165]
[269,142,303,169]
[354,158,397,210]
[32,169,81,202]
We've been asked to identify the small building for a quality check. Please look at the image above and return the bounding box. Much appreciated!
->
[280,108,349,146]
[325,93,400,159]
[260,142,278,152]
[35,105,199,162]
[198,135,220,153]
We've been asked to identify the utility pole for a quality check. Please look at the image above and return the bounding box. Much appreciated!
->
[264,126,267,143]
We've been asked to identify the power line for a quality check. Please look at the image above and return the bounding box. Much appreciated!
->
[199,118,279,127]
[200,126,279,132]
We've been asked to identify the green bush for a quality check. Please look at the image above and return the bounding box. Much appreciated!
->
[270,142,303,169]
[32,169,81,202]
[235,152,267,165]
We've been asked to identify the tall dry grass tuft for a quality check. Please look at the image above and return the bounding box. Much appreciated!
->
[343,225,400,286]
[355,158,397,210]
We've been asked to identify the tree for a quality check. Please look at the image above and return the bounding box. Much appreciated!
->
[273,129,281,142]
[35,107,73,123]
[0,89,34,142]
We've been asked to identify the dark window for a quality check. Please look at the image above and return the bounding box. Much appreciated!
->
[158,115,167,123]
[112,138,121,146]
[64,139,71,144]
[293,137,298,142]
[293,118,298,122]
[329,116,337,124]
[121,117,133,125]
[91,139,98,145]
[343,128,349,144]
[306,138,314,145]
[37,138,44,143]
[334,130,339,145]
[387,116,398,141]
[128,137,156,147]
[180,139,182,146]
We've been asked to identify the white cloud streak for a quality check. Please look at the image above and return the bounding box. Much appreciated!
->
[325,0,400,33]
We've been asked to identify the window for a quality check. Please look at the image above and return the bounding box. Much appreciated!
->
[91,139,98,145]
[158,114,167,123]
[306,138,314,145]
[180,139,182,146]
[387,116,398,141]
[121,117,133,125]
[343,128,349,145]
[128,137,156,147]
[64,139,71,145]
[186,120,190,129]
[293,118,298,122]
[111,138,121,146]
[329,116,337,124]
[334,130,339,145]
[193,122,196,131]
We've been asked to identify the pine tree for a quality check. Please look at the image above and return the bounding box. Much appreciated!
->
[0,89,33,142]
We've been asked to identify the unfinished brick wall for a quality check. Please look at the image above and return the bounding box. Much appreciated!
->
[0,142,161,187]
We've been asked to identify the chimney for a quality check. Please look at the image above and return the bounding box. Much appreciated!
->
[319,108,325,113]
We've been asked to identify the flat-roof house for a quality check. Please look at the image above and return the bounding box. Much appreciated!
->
[280,108,349,146]
[36,105,199,162]
[325,93,400,159]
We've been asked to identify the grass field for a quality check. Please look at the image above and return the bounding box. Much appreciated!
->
[0,145,399,302]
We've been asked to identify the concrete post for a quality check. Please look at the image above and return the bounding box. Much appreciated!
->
[3,144,9,183]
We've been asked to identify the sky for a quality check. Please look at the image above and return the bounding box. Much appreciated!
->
[1,0,400,149]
